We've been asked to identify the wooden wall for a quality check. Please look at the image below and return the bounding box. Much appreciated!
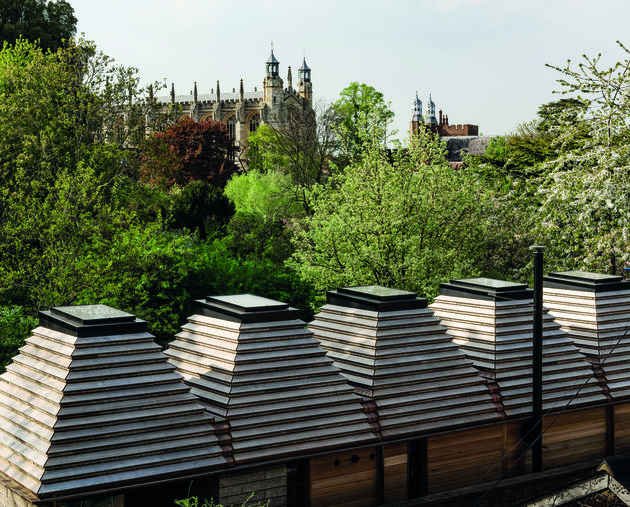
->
[541,406,608,470]
[308,404,615,504]
[310,447,378,507]
[426,425,503,494]
[383,442,407,503]
[614,402,630,453]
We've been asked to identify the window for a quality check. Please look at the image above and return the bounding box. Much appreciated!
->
[248,113,260,133]
[225,114,236,139]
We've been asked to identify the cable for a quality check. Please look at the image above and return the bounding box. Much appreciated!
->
[472,324,630,507]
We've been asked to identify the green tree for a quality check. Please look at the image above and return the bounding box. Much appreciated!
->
[528,41,630,274]
[170,180,235,239]
[246,104,339,216]
[0,0,76,52]
[331,82,394,165]
[290,113,489,299]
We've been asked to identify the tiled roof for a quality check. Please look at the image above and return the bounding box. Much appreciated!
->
[164,295,376,463]
[431,278,607,416]
[309,286,500,438]
[0,305,224,500]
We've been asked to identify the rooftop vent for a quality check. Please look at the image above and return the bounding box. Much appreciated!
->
[431,278,606,416]
[0,304,224,501]
[438,277,532,301]
[165,294,375,463]
[544,271,630,400]
[309,285,499,438]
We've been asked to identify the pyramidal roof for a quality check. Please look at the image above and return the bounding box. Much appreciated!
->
[0,305,225,502]
[543,271,630,400]
[164,295,376,463]
[308,286,500,439]
[430,278,607,417]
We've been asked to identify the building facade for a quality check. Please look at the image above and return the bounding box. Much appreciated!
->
[159,49,313,159]
[410,91,479,138]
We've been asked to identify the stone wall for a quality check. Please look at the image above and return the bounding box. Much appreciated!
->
[219,467,287,507]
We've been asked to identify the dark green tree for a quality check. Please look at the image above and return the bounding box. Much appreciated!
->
[0,0,76,51]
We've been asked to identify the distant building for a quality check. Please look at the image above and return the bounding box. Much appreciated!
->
[158,48,313,160]
[410,91,479,138]
[410,91,490,165]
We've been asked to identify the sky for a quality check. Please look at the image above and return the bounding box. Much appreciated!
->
[71,0,630,139]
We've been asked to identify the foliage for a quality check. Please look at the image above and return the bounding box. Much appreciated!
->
[141,118,238,189]
[170,180,235,239]
[0,163,138,309]
[0,305,37,373]
[290,114,490,299]
[225,170,301,221]
[528,41,630,274]
[245,104,339,216]
[174,492,270,507]
[0,38,159,202]
[331,82,395,165]
[0,0,76,52]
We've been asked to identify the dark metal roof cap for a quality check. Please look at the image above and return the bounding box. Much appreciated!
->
[439,277,532,301]
[267,49,279,64]
[326,285,428,311]
[196,294,300,323]
[39,304,147,337]
[299,57,310,71]
[544,270,629,293]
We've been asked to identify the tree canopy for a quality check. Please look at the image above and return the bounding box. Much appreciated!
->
[141,117,238,189]
[290,113,490,298]
[331,82,394,165]
[0,0,76,51]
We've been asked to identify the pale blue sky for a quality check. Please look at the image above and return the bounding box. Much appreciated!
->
[72,0,629,139]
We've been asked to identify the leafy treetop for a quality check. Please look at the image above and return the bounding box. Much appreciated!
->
[141,118,238,189]
[0,0,76,52]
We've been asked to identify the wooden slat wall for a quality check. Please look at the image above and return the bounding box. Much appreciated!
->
[614,402,630,453]
[310,447,378,507]
[541,407,607,470]
[426,425,503,494]
[384,442,407,503]
[504,420,531,477]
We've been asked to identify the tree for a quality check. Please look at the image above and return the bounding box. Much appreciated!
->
[141,117,238,189]
[0,0,76,52]
[170,180,235,239]
[527,41,630,275]
[0,38,160,205]
[289,114,490,299]
[331,82,394,165]
[246,104,339,216]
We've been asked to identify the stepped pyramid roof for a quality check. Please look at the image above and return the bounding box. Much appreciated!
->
[309,286,500,439]
[164,294,376,463]
[543,271,630,400]
[430,278,607,416]
[0,305,224,502]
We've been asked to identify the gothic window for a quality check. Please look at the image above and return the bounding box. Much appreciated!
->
[249,113,260,133]
[225,114,236,139]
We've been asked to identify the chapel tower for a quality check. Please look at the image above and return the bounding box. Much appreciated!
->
[263,47,284,106]
[297,57,312,105]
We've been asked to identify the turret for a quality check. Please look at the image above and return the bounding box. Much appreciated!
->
[263,47,284,111]
[426,93,438,124]
[263,47,284,106]
[410,91,423,137]
[297,57,312,104]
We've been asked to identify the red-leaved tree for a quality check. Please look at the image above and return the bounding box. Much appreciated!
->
[141,118,238,188]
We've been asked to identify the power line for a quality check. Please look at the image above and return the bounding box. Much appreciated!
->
[472,324,630,507]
